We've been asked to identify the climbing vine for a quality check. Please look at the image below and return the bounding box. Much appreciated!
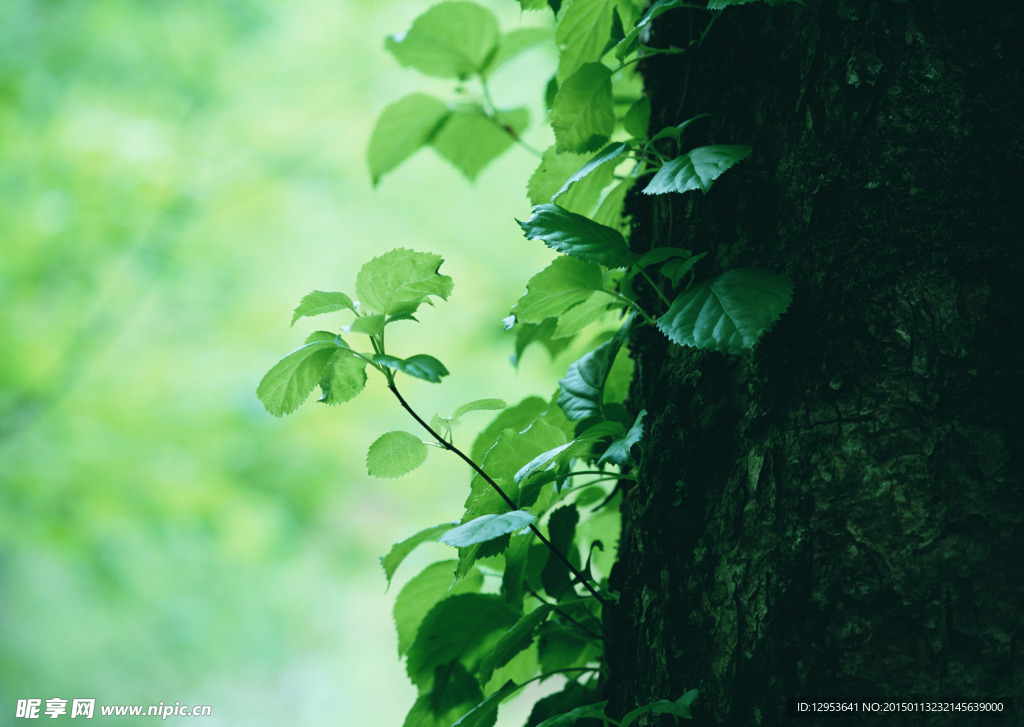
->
[259,0,796,724]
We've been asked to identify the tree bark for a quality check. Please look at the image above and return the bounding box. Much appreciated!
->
[606,2,1024,725]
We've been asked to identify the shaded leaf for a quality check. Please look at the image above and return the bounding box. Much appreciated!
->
[471,396,549,464]
[394,561,483,656]
[403,662,483,727]
[557,315,634,421]
[623,97,651,138]
[453,681,521,727]
[433,106,528,180]
[478,606,553,684]
[643,144,751,195]
[541,505,579,598]
[554,0,627,82]
[657,268,793,354]
[518,204,636,268]
[553,142,629,200]
[367,430,429,479]
[440,511,537,548]
[534,701,609,727]
[406,594,519,689]
[598,409,645,465]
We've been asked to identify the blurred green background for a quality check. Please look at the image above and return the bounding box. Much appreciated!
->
[0,1,565,723]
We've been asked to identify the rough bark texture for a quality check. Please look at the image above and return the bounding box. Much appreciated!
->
[606,2,1023,725]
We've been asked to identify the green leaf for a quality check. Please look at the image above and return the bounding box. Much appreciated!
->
[598,409,645,465]
[590,176,635,235]
[355,248,453,317]
[440,511,537,548]
[541,505,579,598]
[381,523,458,585]
[623,97,651,138]
[511,256,607,324]
[367,430,429,479]
[484,26,550,76]
[526,683,600,727]
[643,144,752,195]
[453,398,507,419]
[550,63,615,154]
[385,2,500,80]
[661,252,707,288]
[394,561,483,656]
[256,333,343,417]
[406,594,520,689]
[657,268,793,354]
[471,396,548,464]
[432,105,528,180]
[511,319,573,366]
[453,681,521,727]
[552,143,629,200]
[554,0,628,82]
[478,606,553,684]
[290,290,356,326]
[534,701,609,727]
[318,349,368,405]
[368,93,451,185]
[557,315,634,421]
[708,0,802,8]
[346,313,386,337]
[373,353,450,383]
[621,689,700,726]
[615,0,698,61]
[518,204,636,268]
[404,663,483,727]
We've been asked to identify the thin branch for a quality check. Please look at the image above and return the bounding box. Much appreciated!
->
[388,383,611,609]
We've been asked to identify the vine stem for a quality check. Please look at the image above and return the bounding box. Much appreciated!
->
[387,383,611,609]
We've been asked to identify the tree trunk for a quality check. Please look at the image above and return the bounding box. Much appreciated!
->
[606,2,1024,725]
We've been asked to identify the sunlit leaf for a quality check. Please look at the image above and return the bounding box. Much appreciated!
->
[318,349,368,405]
[484,27,550,76]
[367,430,429,479]
[368,93,451,185]
[256,332,342,417]
[555,0,628,82]
[511,256,607,324]
[355,248,453,317]
[373,353,450,383]
[290,290,356,325]
[657,268,793,353]
[453,399,507,419]
[432,106,528,180]
[385,2,500,79]
[551,63,615,154]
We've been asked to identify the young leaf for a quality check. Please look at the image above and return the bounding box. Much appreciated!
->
[452,680,521,727]
[393,561,483,656]
[643,144,752,195]
[432,105,528,180]
[290,290,356,326]
[657,268,793,354]
[511,256,607,324]
[406,594,519,689]
[477,605,554,684]
[558,315,634,422]
[367,430,429,479]
[256,333,343,417]
[346,313,386,337]
[518,204,637,268]
[385,2,500,80]
[453,399,507,419]
[550,63,615,154]
[373,353,450,383]
[355,248,453,317]
[318,349,368,405]
[439,511,537,548]
[368,93,451,185]
[381,522,458,585]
